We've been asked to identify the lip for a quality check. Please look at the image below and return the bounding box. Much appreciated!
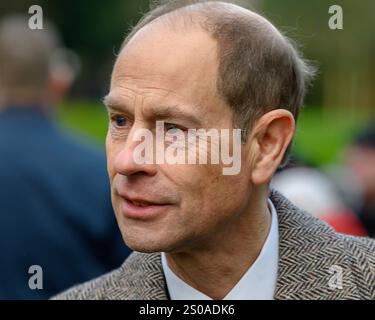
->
[120,197,173,221]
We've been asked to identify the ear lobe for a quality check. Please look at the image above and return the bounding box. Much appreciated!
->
[250,109,295,185]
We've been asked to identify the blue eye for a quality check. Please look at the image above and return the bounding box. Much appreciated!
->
[113,115,128,127]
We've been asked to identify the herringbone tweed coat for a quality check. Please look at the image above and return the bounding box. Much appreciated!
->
[53,190,375,300]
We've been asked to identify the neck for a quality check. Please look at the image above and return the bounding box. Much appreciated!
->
[165,188,272,300]
[0,88,51,110]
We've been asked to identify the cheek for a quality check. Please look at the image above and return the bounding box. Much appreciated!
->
[105,134,118,181]
[209,175,248,209]
[204,158,250,208]
[193,174,250,236]
[162,162,248,213]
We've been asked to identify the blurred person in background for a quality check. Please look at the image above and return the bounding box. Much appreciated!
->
[345,122,375,238]
[272,166,368,236]
[0,15,130,299]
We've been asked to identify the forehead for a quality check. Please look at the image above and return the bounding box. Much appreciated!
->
[111,23,219,103]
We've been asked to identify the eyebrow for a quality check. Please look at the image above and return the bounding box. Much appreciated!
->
[103,95,202,127]
[103,95,129,112]
[151,105,202,127]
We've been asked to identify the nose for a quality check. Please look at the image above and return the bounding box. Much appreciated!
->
[113,126,157,177]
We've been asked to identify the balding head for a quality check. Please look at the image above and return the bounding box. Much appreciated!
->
[0,15,62,106]
[118,0,315,166]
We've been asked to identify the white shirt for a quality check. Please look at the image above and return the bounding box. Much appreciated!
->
[161,199,279,300]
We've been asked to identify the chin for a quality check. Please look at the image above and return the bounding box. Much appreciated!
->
[122,227,190,253]
[121,231,170,253]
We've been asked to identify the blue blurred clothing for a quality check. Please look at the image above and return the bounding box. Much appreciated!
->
[0,106,131,300]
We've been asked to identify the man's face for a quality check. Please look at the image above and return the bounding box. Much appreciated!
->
[105,24,253,253]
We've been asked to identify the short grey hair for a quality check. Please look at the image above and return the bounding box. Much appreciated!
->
[120,0,316,166]
[0,15,60,92]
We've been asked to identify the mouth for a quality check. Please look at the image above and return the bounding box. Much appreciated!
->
[128,199,152,207]
[120,196,173,221]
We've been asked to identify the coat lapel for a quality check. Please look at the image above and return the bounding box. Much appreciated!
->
[118,252,168,299]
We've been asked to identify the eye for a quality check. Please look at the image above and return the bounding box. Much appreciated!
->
[165,123,178,131]
[164,123,186,133]
[111,115,129,128]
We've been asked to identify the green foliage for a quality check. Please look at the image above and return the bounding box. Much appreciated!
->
[293,106,365,166]
[57,100,109,144]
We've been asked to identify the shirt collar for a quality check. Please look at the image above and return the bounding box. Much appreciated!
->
[161,199,279,300]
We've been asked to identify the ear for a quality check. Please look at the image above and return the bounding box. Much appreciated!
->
[250,109,295,185]
[46,64,74,104]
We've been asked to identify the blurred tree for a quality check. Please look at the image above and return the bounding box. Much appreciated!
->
[260,0,375,117]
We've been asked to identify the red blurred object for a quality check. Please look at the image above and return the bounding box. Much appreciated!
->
[320,210,368,236]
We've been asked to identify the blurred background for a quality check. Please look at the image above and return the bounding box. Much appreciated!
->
[1,0,374,158]
[0,0,374,299]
